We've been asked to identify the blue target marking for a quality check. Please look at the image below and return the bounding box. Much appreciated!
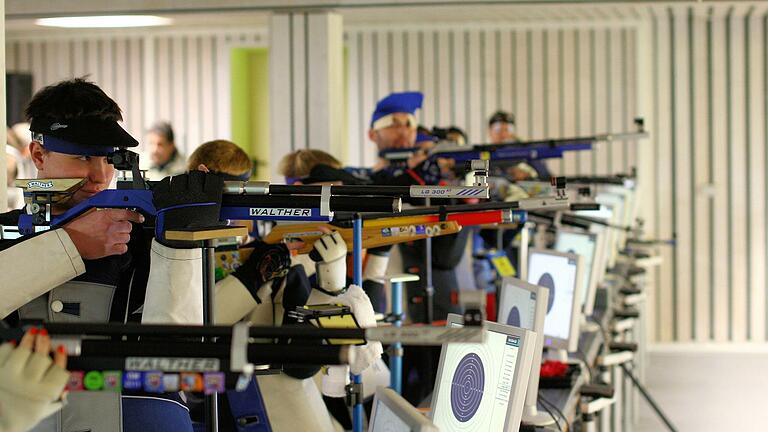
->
[450,353,485,422]
[538,273,556,313]
[507,306,521,327]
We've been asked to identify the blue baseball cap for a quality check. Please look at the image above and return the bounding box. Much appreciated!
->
[370,92,424,130]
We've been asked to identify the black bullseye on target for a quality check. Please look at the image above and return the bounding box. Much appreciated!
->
[507,306,521,327]
[538,273,556,313]
[450,353,485,422]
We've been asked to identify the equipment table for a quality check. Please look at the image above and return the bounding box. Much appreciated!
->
[537,309,608,431]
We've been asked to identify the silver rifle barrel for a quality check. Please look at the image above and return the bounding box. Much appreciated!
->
[224,181,489,200]
[222,181,270,195]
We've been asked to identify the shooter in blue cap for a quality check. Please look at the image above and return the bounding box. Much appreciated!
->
[366,93,469,407]
[368,91,424,151]
[364,91,444,186]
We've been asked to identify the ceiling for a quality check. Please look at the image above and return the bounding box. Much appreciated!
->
[5,1,763,35]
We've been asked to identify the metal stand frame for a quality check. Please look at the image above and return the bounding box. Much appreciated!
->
[202,240,219,432]
[352,214,364,432]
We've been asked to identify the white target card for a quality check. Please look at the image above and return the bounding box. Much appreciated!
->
[526,249,584,352]
[554,229,605,316]
[497,279,538,330]
[430,315,536,432]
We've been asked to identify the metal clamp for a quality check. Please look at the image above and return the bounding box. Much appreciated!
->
[386,345,405,357]
[0,225,23,240]
[222,181,270,195]
[597,351,634,368]
[580,397,615,415]
[320,185,334,218]
[50,337,82,356]
[231,322,255,391]
[230,322,251,372]
[551,176,568,200]
[517,196,570,211]
[468,159,489,187]
[462,309,483,327]
[345,382,363,407]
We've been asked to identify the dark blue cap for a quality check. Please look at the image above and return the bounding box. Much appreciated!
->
[40,134,114,156]
[370,92,424,128]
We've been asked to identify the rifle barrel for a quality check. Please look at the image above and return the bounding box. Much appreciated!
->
[222,194,401,213]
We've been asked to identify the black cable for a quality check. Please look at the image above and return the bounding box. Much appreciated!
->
[587,315,611,352]
[619,363,678,432]
[536,395,563,432]
[538,393,571,432]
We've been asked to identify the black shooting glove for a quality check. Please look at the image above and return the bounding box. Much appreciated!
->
[278,265,322,380]
[152,171,225,247]
[231,241,292,302]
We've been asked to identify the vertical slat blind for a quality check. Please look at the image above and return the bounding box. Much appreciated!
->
[5,29,268,156]
[645,4,768,342]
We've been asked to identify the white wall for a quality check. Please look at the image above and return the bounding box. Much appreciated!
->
[644,3,768,343]
[5,28,267,156]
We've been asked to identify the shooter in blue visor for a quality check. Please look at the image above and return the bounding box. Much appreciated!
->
[0,78,231,432]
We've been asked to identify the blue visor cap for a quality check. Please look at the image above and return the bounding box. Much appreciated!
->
[370,92,424,128]
[30,116,139,156]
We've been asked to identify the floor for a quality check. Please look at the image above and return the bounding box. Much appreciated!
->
[633,347,768,431]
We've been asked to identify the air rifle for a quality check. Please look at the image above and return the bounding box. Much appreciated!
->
[258,177,599,252]
[0,320,485,375]
[380,118,648,165]
[2,149,492,239]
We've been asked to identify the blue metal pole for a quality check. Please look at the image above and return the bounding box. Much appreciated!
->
[391,280,403,394]
[352,214,364,432]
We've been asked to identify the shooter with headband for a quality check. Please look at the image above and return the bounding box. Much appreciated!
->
[0,79,298,432]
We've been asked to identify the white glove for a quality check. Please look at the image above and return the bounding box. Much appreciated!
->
[335,284,383,375]
[321,365,351,398]
[312,231,348,293]
[0,342,70,432]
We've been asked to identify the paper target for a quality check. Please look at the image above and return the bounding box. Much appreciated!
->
[537,273,556,313]
[434,329,524,431]
[528,250,580,341]
[450,353,485,422]
[555,232,598,309]
[506,306,521,327]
